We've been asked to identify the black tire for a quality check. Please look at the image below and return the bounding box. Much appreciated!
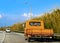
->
[25,37,27,40]
[25,38,27,40]
[28,38,31,42]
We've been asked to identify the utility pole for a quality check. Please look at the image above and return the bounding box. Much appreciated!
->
[24,0,33,20]
[29,5,32,19]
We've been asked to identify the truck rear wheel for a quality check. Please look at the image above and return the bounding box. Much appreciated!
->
[28,38,31,42]
[25,38,27,40]
[25,36,27,40]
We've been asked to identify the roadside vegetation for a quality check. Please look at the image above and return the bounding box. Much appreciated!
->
[33,9,60,33]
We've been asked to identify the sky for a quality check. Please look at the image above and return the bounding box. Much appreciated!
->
[0,0,60,27]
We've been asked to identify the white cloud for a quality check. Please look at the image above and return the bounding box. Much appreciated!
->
[0,14,2,18]
[28,13,33,17]
[22,13,33,20]
[22,13,28,17]
[22,13,43,20]
[22,13,33,18]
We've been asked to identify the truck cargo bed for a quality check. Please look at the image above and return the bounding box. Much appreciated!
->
[26,29,53,36]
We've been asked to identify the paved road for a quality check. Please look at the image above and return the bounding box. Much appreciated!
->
[0,31,5,43]
[4,32,60,43]
[4,32,25,43]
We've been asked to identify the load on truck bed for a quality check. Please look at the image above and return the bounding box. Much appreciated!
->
[24,20,54,42]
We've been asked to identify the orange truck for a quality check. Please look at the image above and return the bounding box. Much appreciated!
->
[24,20,54,42]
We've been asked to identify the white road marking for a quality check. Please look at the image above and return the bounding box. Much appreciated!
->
[0,31,5,43]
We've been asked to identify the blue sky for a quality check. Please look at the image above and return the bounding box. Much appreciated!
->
[0,0,60,27]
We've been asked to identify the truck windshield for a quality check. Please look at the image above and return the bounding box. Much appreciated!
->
[29,22,41,26]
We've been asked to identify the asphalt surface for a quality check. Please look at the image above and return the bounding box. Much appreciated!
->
[4,32,25,43]
[3,32,60,43]
[0,31,5,43]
